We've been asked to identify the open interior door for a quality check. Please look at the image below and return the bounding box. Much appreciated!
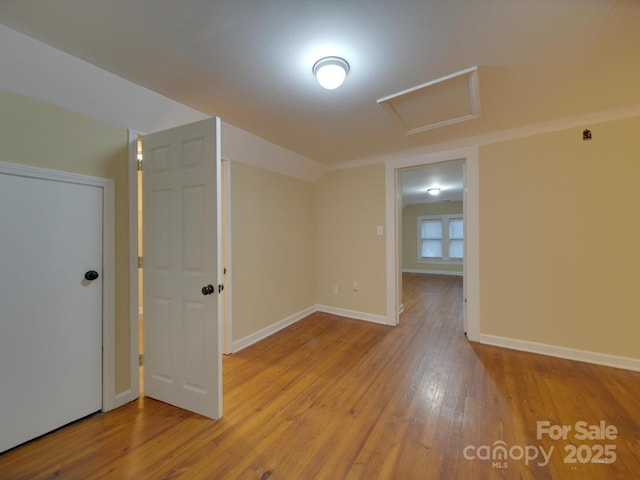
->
[142,117,222,419]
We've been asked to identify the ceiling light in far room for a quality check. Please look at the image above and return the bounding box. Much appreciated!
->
[427,187,441,196]
[313,56,350,90]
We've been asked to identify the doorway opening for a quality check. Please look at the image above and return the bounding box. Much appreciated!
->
[134,128,230,402]
[397,161,465,331]
[138,118,223,418]
[136,135,144,394]
[384,146,479,340]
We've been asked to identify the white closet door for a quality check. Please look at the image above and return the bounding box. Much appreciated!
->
[0,170,103,453]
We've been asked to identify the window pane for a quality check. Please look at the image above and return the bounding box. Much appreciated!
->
[450,239,464,258]
[449,218,464,239]
[421,240,442,258]
[421,219,442,239]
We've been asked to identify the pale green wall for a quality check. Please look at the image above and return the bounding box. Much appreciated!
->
[315,164,386,315]
[402,201,463,274]
[479,116,640,359]
[230,161,315,340]
[0,89,131,393]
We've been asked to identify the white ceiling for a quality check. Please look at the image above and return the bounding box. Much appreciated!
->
[0,1,638,165]
[400,162,464,207]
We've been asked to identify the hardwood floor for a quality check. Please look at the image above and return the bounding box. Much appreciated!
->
[1,274,639,479]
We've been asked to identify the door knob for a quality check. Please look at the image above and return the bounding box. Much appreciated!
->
[201,284,215,295]
[84,270,99,281]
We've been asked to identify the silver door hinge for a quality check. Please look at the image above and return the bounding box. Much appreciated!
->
[138,256,143,268]
[136,159,143,171]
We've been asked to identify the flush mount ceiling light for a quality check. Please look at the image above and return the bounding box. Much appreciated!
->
[427,187,441,196]
[313,56,350,90]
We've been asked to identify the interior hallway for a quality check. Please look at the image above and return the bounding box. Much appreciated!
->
[1,274,639,479]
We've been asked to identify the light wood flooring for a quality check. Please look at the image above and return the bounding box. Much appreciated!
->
[1,274,639,479]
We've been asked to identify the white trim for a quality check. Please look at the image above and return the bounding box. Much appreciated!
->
[478,334,640,373]
[214,117,224,419]
[385,147,480,340]
[402,269,463,277]
[121,130,141,409]
[101,180,117,411]
[0,161,111,187]
[0,25,321,184]
[231,306,316,353]
[0,161,117,412]
[4,22,640,184]
[464,154,480,340]
[221,159,233,355]
[417,258,463,265]
[469,102,640,148]
[338,104,640,171]
[220,122,325,183]
[0,25,208,135]
[377,66,480,136]
[316,305,391,326]
[114,389,133,403]
[230,304,392,353]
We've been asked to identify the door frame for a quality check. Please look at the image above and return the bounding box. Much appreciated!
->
[0,160,116,411]
[384,146,480,341]
[128,130,142,403]
[220,158,233,355]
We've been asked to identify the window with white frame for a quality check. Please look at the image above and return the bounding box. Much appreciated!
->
[418,215,464,262]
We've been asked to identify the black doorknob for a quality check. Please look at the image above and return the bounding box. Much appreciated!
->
[84,270,99,281]
[201,284,215,295]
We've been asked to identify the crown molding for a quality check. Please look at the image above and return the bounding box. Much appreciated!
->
[3,24,639,183]
[332,102,640,171]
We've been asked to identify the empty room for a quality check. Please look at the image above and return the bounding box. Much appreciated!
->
[1,1,639,479]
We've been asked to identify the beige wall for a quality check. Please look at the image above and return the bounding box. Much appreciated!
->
[0,89,131,392]
[402,201,464,274]
[479,116,640,359]
[8,83,638,390]
[230,161,315,340]
[315,164,387,315]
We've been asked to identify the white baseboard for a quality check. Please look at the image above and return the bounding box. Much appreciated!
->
[231,305,316,353]
[315,304,392,326]
[403,268,463,276]
[231,304,393,353]
[478,334,640,372]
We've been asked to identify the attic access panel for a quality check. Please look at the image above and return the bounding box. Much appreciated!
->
[377,66,479,135]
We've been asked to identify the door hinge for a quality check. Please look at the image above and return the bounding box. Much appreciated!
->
[136,159,143,171]
[139,353,143,366]
[138,256,143,268]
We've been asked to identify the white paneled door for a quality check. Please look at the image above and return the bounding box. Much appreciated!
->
[143,118,222,419]
[0,168,103,453]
